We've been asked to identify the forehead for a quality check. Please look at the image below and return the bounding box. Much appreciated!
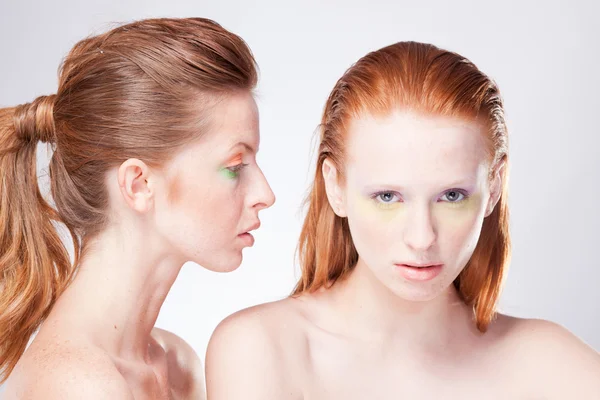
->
[345,111,489,186]
[166,92,259,173]
[201,92,260,152]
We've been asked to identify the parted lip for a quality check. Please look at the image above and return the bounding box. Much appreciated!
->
[395,262,443,268]
[239,221,261,234]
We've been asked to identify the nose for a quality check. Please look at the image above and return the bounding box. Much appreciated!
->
[251,166,276,211]
[402,203,436,252]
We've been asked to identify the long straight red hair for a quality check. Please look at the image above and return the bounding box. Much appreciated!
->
[294,41,510,332]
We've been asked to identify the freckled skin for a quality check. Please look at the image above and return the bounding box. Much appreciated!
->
[2,93,276,400]
[155,93,275,272]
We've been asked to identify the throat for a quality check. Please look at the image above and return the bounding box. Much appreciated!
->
[323,259,473,349]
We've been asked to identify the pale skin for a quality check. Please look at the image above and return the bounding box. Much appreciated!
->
[206,111,600,399]
[3,92,275,399]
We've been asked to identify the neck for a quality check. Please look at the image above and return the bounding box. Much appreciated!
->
[322,257,476,350]
[53,222,183,360]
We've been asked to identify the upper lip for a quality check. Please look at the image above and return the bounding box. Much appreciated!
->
[395,262,443,268]
[240,221,261,234]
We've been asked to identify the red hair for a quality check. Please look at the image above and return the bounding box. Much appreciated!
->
[294,41,510,332]
[0,17,257,382]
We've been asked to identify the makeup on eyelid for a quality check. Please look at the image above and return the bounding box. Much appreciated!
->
[352,190,406,223]
[350,189,482,224]
[219,153,244,179]
[432,192,482,227]
[225,153,243,167]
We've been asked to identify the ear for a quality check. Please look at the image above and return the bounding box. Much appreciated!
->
[485,159,505,217]
[117,158,154,213]
[322,158,347,217]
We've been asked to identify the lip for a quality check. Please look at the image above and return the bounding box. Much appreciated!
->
[238,232,255,247]
[395,262,443,268]
[394,263,444,281]
[239,221,261,235]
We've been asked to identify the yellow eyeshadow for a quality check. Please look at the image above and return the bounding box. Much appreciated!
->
[433,193,482,226]
[374,200,403,210]
[352,191,483,226]
[351,192,405,223]
[440,197,470,208]
[439,193,479,210]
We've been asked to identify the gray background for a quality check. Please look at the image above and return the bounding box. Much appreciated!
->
[1,0,598,392]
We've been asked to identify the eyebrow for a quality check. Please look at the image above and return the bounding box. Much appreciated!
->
[229,141,258,154]
[363,178,477,192]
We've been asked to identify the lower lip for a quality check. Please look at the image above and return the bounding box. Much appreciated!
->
[238,232,255,247]
[395,264,443,281]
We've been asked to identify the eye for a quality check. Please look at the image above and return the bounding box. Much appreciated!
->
[440,189,467,203]
[228,163,247,173]
[373,191,401,203]
[223,163,248,179]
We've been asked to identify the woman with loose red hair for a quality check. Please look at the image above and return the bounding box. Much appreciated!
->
[0,18,274,398]
[206,41,600,399]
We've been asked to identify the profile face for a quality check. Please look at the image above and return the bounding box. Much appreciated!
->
[327,111,500,301]
[155,92,275,272]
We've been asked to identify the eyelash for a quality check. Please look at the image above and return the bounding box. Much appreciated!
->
[226,163,249,177]
[371,191,401,205]
[371,189,470,204]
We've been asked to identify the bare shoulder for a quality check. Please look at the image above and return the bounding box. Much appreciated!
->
[4,340,132,399]
[151,326,202,366]
[151,327,205,399]
[205,298,306,400]
[207,296,308,356]
[496,314,599,360]
[492,314,600,398]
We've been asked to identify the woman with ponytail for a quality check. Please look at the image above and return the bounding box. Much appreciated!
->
[206,42,600,399]
[1,17,274,398]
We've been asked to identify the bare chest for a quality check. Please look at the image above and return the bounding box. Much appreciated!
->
[299,340,531,400]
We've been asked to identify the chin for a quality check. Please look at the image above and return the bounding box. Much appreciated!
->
[387,283,445,302]
[214,255,244,273]
[190,252,243,273]
[219,261,243,273]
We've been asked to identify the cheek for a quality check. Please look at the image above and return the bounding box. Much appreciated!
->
[348,192,485,255]
[432,194,485,257]
[190,180,243,230]
[347,193,407,256]
[352,193,407,223]
[169,173,243,243]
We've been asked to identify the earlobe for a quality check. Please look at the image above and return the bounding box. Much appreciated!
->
[322,159,347,217]
[118,159,154,213]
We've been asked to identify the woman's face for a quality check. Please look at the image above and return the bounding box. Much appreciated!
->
[324,111,502,301]
[154,92,275,272]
